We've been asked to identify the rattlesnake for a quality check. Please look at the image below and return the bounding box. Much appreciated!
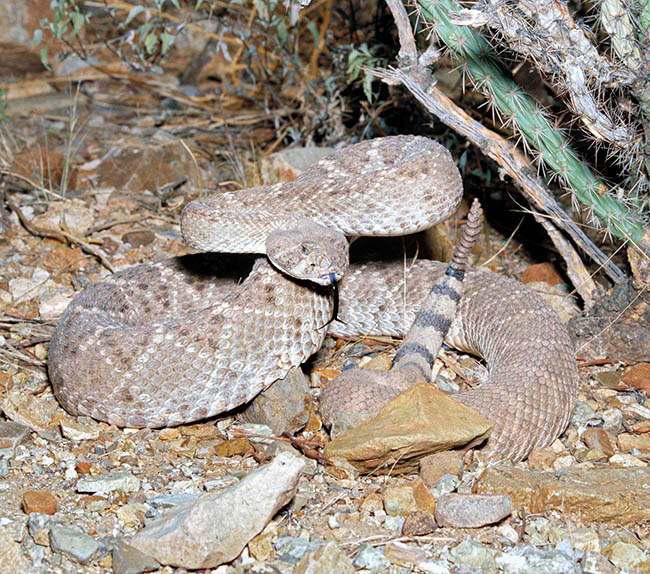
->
[48,135,578,461]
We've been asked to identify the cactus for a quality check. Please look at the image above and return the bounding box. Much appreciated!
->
[413,0,648,244]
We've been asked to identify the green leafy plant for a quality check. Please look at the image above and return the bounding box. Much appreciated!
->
[347,43,389,103]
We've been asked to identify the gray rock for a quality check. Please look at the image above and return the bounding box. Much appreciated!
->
[353,543,391,571]
[601,408,625,434]
[0,460,8,478]
[240,366,310,435]
[49,524,100,564]
[383,515,405,532]
[448,539,496,574]
[435,494,512,528]
[0,421,30,451]
[582,550,617,574]
[495,545,578,573]
[432,474,459,499]
[129,451,306,569]
[274,536,314,564]
[112,540,159,574]
[28,512,58,546]
[294,541,355,574]
[570,401,602,426]
[76,470,141,494]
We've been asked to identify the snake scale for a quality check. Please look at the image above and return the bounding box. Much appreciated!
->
[48,136,578,462]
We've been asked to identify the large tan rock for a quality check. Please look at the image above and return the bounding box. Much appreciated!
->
[129,452,306,568]
[324,383,491,474]
[474,465,650,530]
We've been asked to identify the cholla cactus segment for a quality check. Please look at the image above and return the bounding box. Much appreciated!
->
[641,0,650,34]
[414,0,646,243]
[601,0,642,69]
[601,0,650,116]
[459,0,636,151]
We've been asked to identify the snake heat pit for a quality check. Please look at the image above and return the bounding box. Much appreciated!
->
[48,135,578,462]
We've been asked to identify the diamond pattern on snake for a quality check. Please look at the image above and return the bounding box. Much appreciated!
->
[48,135,578,462]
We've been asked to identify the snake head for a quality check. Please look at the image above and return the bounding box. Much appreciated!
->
[266,219,349,286]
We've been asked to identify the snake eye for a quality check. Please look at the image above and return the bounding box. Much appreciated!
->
[301,244,310,255]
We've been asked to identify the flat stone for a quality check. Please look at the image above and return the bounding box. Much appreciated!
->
[383,485,417,516]
[59,417,101,440]
[412,478,437,516]
[294,541,355,574]
[435,494,512,528]
[0,421,30,450]
[129,452,305,569]
[359,492,383,513]
[622,362,650,392]
[383,541,427,566]
[608,453,646,467]
[1,390,60,432]
[49,524,100,564]
[76,471,141,494]
[618,432,650,453]
[324,384,491,474]
[581,428,615,457]
[22,490,58,515]
[474,465,650,529]
[527,446,559,470]
[213,438,253,457]
[419,451,464,487]
[240,366,310,435]
[112,540,159,574]
[402,511,437,536]
[121,230,156,248]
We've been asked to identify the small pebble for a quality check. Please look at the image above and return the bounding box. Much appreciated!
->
[274,536,313,564]
[435,494,512,528]
[402,510,437,535]
[112,540,159,574]
[76,470,141,494]
[353,543,391,571]
[60,417,101,441]
[449,538,496,573]
[431,474,460,499]
[49,524,100,564]
[0,421,30,451]
[22,490,58,515]
[383,485,417,516]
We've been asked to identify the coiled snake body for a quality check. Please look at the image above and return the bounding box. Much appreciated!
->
[48,136,578,461]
